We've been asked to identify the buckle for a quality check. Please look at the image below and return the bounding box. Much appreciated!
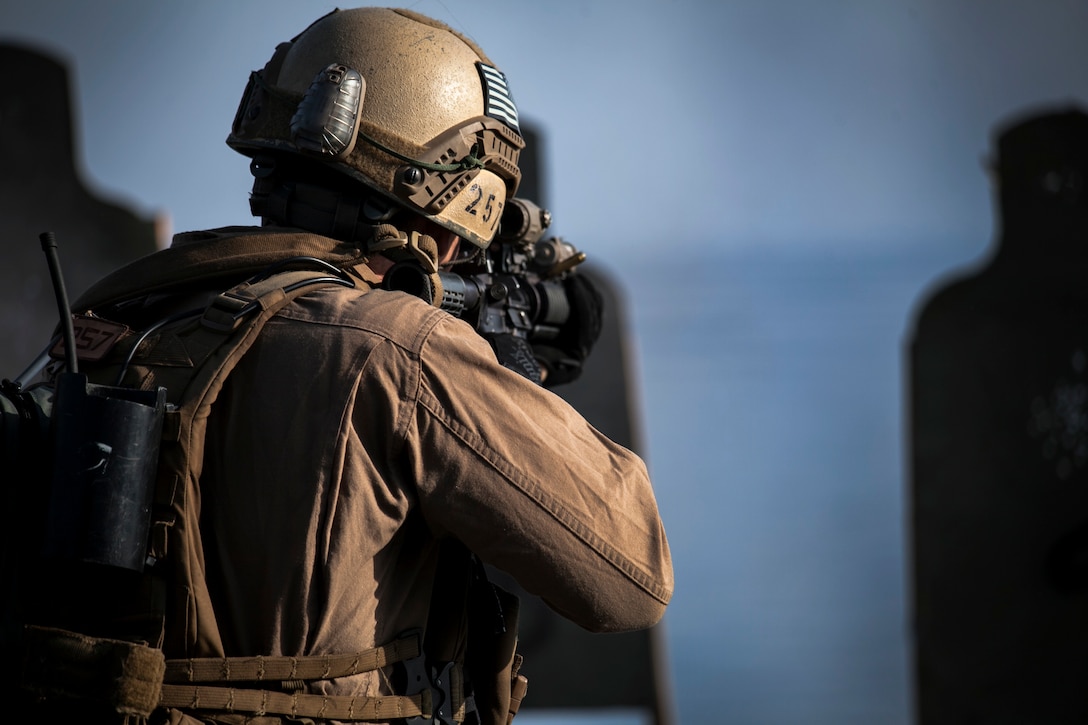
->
[200,290,258,332]
[402,635,457,725]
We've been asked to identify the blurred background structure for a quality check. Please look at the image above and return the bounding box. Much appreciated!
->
[909,107,1088,724]
[0,44,160,376]
[3,2,1088,723]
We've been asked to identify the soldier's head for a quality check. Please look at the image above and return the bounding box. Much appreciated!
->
[227,7,525,274]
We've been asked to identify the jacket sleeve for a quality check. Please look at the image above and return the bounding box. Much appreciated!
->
[404,315,673,633]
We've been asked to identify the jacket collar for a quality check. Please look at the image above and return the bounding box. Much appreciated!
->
[73,226,371,312]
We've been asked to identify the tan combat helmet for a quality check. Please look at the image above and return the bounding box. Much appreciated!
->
[227,7,525,249]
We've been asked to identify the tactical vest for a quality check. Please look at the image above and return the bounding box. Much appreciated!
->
[7,265,527,724]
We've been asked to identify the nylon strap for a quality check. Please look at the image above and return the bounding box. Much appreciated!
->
[159,683,430,721]
[124,265,356,653]
[159,634,433,721]
[163,634,419,684]
[199,268,351,334]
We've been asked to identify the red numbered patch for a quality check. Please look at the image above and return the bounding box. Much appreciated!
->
[50,314,132,362]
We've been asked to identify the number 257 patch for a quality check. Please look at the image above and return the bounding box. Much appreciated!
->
[442,169,507,240]
[50,314,132,363]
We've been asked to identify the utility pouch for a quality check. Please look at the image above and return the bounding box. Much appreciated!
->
[42,372,167,572]
[467,581,527,725]
[20,624,166,718]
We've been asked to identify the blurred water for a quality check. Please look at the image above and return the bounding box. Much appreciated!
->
[593,243,984,725]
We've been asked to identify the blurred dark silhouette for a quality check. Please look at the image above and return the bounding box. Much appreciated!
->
[909,104,1088,723]
[0,42,160,379]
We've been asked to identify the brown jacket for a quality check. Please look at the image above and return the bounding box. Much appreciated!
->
[73,226,673,712]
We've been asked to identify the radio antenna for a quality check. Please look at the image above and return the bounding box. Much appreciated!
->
[39,231,78,374]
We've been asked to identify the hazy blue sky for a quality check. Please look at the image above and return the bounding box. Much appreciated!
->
[4,0,1086,262]
[4,3,1088,724]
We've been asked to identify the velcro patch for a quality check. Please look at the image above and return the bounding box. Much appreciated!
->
[50,314,132,363]
[477,62,520,134]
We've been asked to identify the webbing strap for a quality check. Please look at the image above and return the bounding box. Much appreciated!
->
[158,634,444,721]
[199,267,352,333]
[138,264,361,644]
[163,634,419,683]
[158,683,430,721]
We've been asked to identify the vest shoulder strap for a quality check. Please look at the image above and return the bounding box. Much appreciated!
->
[138,267,358,658]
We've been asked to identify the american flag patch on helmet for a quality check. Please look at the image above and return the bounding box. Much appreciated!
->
[477,62,520,134]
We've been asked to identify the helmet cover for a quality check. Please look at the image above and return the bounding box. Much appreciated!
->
[227,7,525,248]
